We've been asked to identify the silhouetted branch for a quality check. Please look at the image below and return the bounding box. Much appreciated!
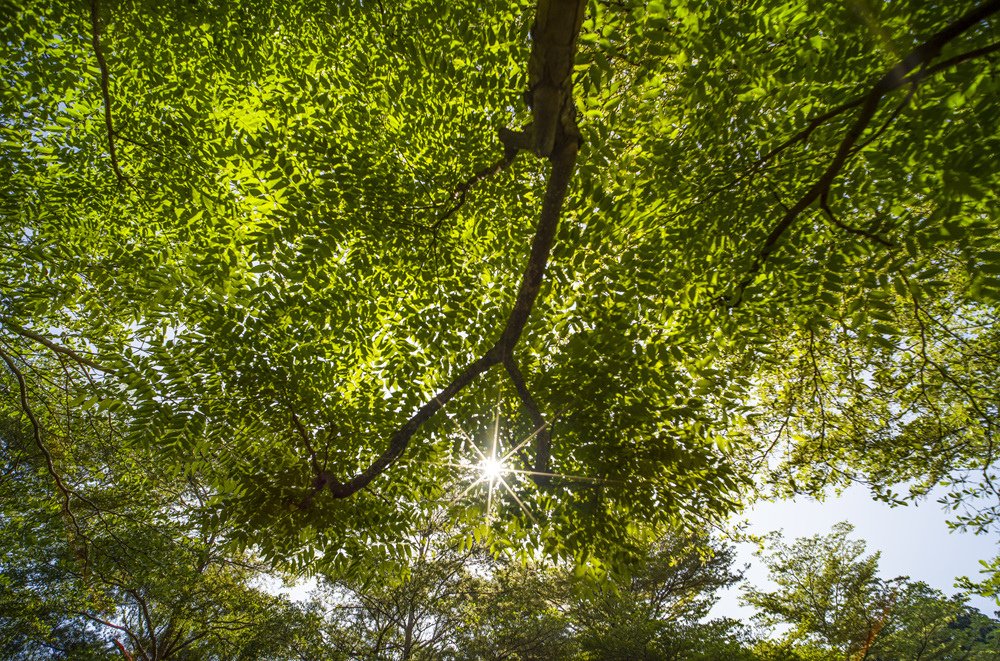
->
[503,353,552,482]
[431,135,522,234]
[89,0,126,184]
[819,197,892,247]
[730,0,1000,305]
[0,345,88,565]
[1,318,110,372]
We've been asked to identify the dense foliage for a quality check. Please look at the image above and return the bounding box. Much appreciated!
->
[2,0,1000,655]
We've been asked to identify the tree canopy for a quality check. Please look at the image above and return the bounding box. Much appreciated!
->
[745,523,1000,661]
[2,0,1000,600]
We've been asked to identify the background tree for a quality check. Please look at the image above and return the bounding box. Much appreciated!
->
[442,557,578,661]
[744,523,905,660]
[0,470,318,660]
[311,526,751,660]
[868,581,1000,661]
[0,361,316,660]
[313,516,485,660]
[568,533,743,660]
[745,523,1000,661]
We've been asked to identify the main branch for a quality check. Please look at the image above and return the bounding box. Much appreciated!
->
[320,0,586,500]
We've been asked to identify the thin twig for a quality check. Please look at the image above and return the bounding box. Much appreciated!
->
[290,409,322,475]
[819,197,893,247]
[431,153,517,234]
[757,96,865,168]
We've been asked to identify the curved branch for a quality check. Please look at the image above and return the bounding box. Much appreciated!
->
[503,354,552,483]
[322,1,586,500]
[89,0,126,185]
[757,97,865,169]
[1,318,110,372]
[329,353,499,497]
[819,197,892,248]
[329,139,579,499]
[431,135,522,234]
[0,346,87,563]
[731,0,1000,303]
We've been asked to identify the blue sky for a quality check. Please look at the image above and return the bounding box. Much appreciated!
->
[713,484,999,619]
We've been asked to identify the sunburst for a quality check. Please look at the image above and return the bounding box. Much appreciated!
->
[427,389,607,524]
[433,401,539,524]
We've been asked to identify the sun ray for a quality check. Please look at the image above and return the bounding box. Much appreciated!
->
[504,467,614,484]
[486,475,494,519]
[496,476,538,525]
[443,413,486,461]
[498,421,547,465]
[452,474,487,503]
[425,388,593,521]
[498,404,568,466]
[469,442,487,462]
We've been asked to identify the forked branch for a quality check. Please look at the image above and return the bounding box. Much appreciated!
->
[318,0,587,500]
[731,0,1000,304]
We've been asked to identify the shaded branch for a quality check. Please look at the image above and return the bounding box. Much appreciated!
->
[730,0,1000,303]
[89,0,126,184]
[757,97,865,169]
[847,81,917,160]
[819,197,892,248]
[918,39,1000,76]
[431,156,510,231]
[0,346,87,565]
[290,409,323,475]
[503,353,552,483]
[495,139,579,353]
[759,29,1000,174]
[329,352,500,498]
[1,318,110,372]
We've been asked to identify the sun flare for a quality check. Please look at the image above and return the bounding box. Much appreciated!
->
[479,456,505,482]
